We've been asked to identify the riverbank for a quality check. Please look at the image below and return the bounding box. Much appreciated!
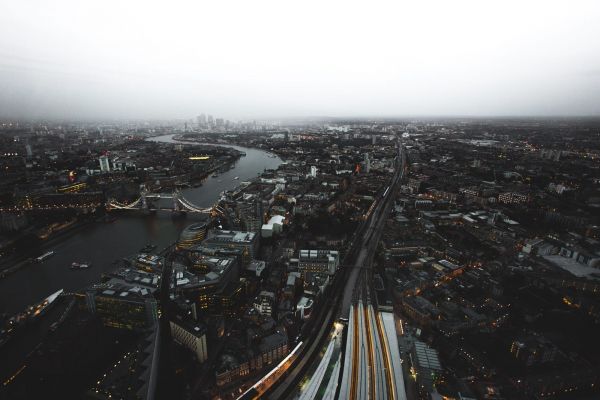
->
[169,133,287,162]
[0,218,98,280]
[146,139,244,192]
[0,134,282,315]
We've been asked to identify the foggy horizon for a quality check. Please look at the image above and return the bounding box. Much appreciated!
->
[2,0,600,120]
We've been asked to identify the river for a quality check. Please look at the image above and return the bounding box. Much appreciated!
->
[0,134,282,315]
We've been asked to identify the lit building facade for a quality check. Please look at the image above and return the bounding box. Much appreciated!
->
[177,222,209,250]
[298,249,340,277]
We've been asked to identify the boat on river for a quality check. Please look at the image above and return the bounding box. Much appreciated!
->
[35,251,55,263]
[71,262,91,270]
[0,289,64,348]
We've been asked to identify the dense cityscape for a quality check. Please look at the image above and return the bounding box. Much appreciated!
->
[2,0,600,398]
[0,117,599,399]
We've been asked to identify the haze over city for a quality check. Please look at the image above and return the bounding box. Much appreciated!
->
[1,0,600,120]
[3,2,600,400]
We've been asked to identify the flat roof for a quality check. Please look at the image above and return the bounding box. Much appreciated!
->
[380,312,408,400]
[413,341,442,370]
[206,229,256,243]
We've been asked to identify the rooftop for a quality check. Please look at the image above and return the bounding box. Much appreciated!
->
[413,341,442,371]
[206,229,257,244]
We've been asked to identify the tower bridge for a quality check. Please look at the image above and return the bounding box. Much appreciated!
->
[108,189,222,215]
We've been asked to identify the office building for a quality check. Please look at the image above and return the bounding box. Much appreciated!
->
[237,198,264,232]
[170,315,208,362]
[176,254,240,316]
[177,222,210,250]
[99,155,111,172]
[203,230,259,265]
[85,268,160,331]
[253,290,275,317]
[197,114,207,128]
[298,249,340,276]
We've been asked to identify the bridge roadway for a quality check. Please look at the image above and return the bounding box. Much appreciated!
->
[249,144,406,400]
[108,189,215,214]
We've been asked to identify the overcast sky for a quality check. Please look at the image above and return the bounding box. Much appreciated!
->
[1,0,599,120]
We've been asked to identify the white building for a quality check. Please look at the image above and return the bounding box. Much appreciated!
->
[99,155,111,173]
[296,296,314,320]
[261,215,285,238]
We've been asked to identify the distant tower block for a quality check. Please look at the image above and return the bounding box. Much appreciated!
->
[364,153,371,173]
[99,155,111,172]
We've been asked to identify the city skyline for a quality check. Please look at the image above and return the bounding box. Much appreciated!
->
[2,1,600,399]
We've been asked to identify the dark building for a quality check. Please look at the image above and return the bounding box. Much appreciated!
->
[85,269,160,331]
[176,254,240,316]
